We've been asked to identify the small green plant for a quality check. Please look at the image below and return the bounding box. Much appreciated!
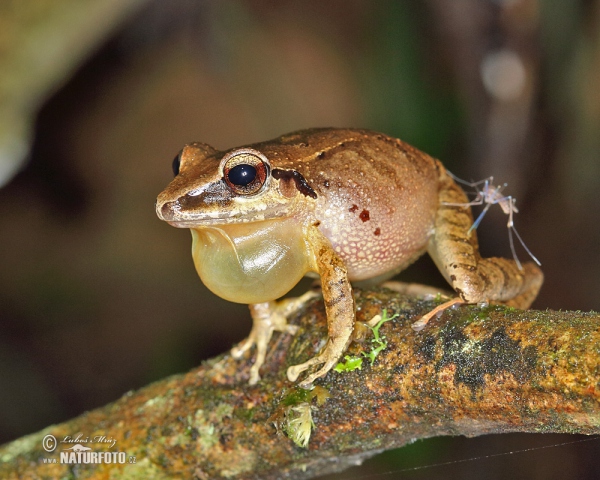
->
[364,309,398,365]
[335,309,399,372]
[334,355,363,372]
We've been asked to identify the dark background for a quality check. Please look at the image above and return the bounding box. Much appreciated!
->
[1,1,599,479]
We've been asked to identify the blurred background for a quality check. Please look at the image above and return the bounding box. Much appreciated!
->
[1,0,599,479]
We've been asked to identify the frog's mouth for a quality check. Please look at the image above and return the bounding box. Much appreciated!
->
[158,206,247,228]
[156,188,295,227]
[157,199,297,228]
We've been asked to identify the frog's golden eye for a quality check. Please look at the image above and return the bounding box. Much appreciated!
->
[222,149,269,195]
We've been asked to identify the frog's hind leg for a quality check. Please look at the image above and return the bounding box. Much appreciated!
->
[418,165,544,329]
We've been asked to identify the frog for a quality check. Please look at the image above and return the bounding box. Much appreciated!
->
[156,128,543,388]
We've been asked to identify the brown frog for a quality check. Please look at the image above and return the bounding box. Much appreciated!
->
[156,128,543,387]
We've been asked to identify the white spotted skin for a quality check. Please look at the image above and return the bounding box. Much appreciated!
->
[304,133,440,280]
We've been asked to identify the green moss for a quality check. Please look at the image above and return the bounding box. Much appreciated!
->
[155,453,169,469]
[190,410,219,449]
[281,387,313,407]
[280,386,331,411]
[214,403,233,421]
[233,407,255,422]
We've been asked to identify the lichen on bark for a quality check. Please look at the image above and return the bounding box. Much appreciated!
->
[1,287,599,479]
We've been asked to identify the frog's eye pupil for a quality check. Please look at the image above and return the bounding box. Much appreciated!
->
[221,149,269,195]
[228,164,257,186]
[172,153,181,177]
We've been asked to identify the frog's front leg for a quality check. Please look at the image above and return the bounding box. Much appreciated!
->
[417,166,544,330]
[287,226,355,388]
[232,291,319,384]
[232,302,296,385]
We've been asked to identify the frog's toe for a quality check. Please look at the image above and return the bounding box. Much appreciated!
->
[411,297,464,331]
[248,359,262,385]
[283,324,299,335]
[231,330,270,383]
[410,318,428,332]
[248,363,260,385]
[287,348,340,387]
[231,337,254,359]
[298,359,339,389]
[287,363,306,383]
[287,356,322,383]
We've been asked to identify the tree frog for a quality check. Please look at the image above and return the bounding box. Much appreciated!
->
[156,128,543,388]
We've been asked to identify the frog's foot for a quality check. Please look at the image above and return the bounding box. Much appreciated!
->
[411,297,464,332]
[232,292,320,385]
[287,337,348,389]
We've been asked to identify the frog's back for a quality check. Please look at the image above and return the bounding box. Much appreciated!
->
[255,128,441,281]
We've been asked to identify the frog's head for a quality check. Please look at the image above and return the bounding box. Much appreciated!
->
[156,142,317,227]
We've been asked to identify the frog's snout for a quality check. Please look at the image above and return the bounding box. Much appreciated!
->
[156,200,178,221]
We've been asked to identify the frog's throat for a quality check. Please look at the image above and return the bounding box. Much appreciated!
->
[190,219,314,304]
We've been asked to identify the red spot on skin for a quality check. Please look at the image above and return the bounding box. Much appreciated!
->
[349,204,359,213]
[359,209,370,222]
[374,228,381,236]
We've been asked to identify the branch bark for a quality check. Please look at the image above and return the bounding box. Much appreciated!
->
[1,288,599,479]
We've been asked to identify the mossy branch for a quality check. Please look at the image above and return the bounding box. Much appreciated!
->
[1,288,599,479]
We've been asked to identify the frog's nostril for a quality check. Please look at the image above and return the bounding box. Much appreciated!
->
[159,201,177,221]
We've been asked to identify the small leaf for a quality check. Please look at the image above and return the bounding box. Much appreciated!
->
[334,355,363,372]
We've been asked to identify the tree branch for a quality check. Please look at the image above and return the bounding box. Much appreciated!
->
[1,288,599,479]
